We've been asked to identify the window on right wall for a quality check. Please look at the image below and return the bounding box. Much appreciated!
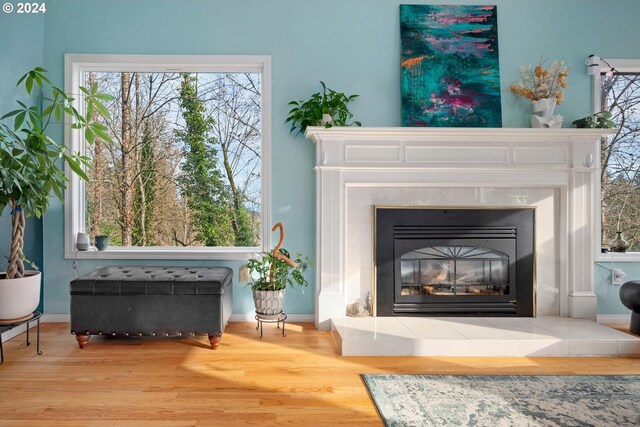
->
[593,58,640,255]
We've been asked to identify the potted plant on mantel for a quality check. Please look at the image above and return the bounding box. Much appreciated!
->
[285,81,361,136]
[572,111,616,129]
[245,223,312,317]
[0,67,112,322]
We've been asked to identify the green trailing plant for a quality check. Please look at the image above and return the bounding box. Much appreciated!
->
[285,81,361,136]
[0,67,113,279]
[245,248,312,291]
[572,111,616,129]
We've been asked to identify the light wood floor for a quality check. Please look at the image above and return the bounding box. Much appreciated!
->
[1,322,639,426]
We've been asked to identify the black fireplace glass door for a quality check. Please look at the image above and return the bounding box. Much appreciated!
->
[396,243,515,304]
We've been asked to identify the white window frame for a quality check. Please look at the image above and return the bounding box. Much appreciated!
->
[64,54,271,260]
[588,56,640,262]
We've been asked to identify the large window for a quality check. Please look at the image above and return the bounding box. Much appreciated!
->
[591,57,640,257]
[64,55,271,259]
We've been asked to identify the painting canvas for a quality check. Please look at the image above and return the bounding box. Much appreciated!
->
[401,5,502,127]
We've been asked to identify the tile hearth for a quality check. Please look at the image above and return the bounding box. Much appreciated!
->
[331,317,640,357]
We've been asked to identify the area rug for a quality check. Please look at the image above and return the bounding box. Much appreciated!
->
[361,374,640,427]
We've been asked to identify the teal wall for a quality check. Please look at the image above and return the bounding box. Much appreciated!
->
[3,0,640,315]
[596,262,640,315]
[0,12,45,310]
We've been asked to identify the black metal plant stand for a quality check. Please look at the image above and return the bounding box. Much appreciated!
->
[255,312,287,338]
[0,311,42,364]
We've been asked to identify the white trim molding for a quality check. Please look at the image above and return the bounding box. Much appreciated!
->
[597,314,631,324]
[587,56,640,114]
[597,252,640,263]
[307,127,614,329]
[42,313,316,324]
[587,55,640,262]
[0,324,30,343]
[229,313,314,322]
[63,54,272,260]
[1,313,315,343]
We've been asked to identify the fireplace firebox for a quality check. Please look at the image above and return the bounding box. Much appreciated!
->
[375,208,534,317]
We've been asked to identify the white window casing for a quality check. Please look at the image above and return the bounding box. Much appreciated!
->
[64,54,271,260]
[588,55,640,262]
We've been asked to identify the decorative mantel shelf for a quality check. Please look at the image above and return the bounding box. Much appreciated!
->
[306,127,611,139]
[306,127,612,169]
[305,127,615,330]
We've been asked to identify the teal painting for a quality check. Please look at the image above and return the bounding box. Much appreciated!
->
[401,5,502,127]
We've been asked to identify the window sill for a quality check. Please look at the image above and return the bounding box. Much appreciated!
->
[596,252,640,263]
[65,246,261,261]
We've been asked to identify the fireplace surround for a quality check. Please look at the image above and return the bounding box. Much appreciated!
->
[306,127,614,329]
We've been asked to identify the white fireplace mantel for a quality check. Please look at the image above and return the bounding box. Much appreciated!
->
[306,127,614,330]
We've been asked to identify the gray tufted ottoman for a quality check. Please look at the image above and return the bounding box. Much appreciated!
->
[70,266,232,349]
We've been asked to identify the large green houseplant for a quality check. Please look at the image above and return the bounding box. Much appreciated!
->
[0,67,112,321]
[245,223,312,316]
[285,81,361,136]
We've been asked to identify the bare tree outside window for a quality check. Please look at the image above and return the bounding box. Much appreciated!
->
[601,72,640,251]
[85,72,262,247]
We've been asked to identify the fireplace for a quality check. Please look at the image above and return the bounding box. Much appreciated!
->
[306,127,612,329]
[375,208,534,317]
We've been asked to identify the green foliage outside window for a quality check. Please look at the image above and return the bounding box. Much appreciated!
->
[84,71,262,248]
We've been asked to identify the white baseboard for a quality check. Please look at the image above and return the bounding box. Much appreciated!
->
[41,313,315,323]
[2,312,313,343]
[229,313,314,322]
[1,323,30,343]
[2,313,628,344]
[43,314,71,323]
[568,293,598,321]
[597,314,631,324]
[1,314,66,343]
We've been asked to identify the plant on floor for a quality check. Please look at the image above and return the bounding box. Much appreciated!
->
[285,81,361,136]
[246,248,310,292]
[0,67,112,319]
[244,222,312,315]
[572,111,616,129]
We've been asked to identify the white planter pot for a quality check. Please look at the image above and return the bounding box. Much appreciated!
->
[252,288,285,316]
[0,271,41,321]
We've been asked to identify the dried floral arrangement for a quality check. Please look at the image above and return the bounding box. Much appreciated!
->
[510,59,569,105]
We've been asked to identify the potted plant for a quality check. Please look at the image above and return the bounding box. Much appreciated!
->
[572,111,616,129]
[0,67,112,322]
[245,223,312,317]
[510,59,568,128]
[285,81,361,136]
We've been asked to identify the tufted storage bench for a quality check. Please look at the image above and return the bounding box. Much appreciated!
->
[69,266,232,349]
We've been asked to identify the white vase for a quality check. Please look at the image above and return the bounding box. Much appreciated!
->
[0,271,41,321]
[76,232,90,251]
[252,288,285,316]
[530,98,563,128]
[321,113,333,126]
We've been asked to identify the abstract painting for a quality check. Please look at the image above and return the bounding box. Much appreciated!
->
[401,5,502,127]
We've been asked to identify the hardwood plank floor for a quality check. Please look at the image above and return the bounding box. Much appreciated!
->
[1,322,639,426]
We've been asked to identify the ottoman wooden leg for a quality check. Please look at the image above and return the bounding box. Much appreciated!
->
[208,334,222,350]
[76,334,90,349]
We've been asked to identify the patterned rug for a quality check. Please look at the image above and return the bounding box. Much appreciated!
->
[361,374,640,427]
